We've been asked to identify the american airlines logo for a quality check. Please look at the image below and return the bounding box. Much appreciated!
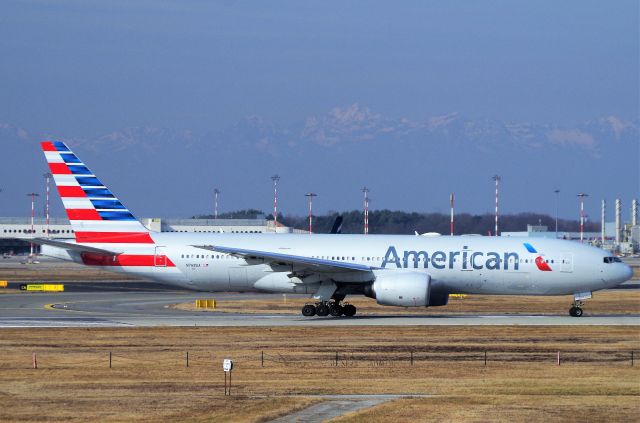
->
[525,242,552,272]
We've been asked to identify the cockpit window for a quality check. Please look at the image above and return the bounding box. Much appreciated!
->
[603,256,623,264]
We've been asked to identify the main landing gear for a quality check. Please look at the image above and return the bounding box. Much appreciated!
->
[301,301,356,317]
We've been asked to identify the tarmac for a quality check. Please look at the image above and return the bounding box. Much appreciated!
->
[0,255,638,328]
[0,287,638,327]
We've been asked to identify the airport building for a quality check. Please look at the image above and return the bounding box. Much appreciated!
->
[0,217,298,254]
[502,224,639,254]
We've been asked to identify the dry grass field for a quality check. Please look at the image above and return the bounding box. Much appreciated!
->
[0,326,638,422]
[174,289,640,316]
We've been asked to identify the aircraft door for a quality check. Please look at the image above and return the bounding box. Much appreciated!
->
[460,250,485,291]
[154,246,167,267]
[560,252,573,273]
[460,249,473,271]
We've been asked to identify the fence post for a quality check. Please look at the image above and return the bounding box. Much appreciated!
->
[335,351,338,367]
[410,350,413,366]
[32,352,37,369]
[632,350,634,367]
[484,351,487,366]
[261,350,264,367]
[186,351,189,368]
[557,351,560,366]
[109,351,112,369]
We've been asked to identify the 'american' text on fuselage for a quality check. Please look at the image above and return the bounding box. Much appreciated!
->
[381,246,520,270]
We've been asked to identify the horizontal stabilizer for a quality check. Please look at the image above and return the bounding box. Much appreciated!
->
[32,238,123,256]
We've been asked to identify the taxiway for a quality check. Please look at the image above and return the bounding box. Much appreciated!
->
[0,289,637,327]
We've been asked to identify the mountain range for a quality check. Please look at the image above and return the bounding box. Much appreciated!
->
[2,104,638,220]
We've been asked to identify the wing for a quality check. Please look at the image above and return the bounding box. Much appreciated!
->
[192,244,377,274]
[32,238,123,256]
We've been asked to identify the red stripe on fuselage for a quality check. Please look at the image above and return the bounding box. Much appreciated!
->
[75,232,155,244]
[58,186,87,198]
[49,163,71,174]
[41,141,57,151]
[81,253,175,267]
[66,209,102,221]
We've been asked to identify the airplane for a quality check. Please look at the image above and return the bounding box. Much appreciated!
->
[34,141,633,318]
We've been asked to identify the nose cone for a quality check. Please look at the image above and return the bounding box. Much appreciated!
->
[605,263,634,288]
[622,264,634,282]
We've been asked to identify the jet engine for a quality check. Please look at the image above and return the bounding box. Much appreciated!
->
[365,271,431,307]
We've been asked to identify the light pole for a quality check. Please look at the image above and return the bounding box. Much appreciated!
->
[577,193,589,243]
[554,189,560,238]
[213,189,220,220]
[492,175,501,236]
[26,193,40,257]
[44,173,52,238]
[305,193,317,234]
[362,187,369,235]
[271,175,280,232]
[601,199,606,245]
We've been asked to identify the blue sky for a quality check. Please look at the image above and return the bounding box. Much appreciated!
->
[1,1,638,221]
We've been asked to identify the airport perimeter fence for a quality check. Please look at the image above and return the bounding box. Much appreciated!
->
[6,348,637,371]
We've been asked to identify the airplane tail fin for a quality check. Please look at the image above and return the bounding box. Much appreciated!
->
[41,141,154,245]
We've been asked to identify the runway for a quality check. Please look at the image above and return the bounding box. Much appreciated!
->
[0,289,638,327]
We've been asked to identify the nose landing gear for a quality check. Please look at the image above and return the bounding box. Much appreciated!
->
[301,301,357,317]
[568,292,591,317]
[569,300,582,317]
[569,301,584,317]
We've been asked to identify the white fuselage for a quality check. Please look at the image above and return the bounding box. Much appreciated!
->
[44,233,633,297]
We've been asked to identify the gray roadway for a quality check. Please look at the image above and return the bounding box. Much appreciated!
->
[0,287,638,327]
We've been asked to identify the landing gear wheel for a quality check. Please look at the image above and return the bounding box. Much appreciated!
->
[302,304,316,317]
[329,304,343,317]
[316,303,330,316]
[569,306,583,317]
[569,298,585,317]
[342,304,356,317]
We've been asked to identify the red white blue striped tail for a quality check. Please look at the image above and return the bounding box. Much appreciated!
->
[41,141,154,245]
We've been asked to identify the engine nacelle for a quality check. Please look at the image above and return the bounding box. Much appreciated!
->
[367,271,431,307]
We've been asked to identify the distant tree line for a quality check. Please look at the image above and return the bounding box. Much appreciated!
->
[195,209,599,235]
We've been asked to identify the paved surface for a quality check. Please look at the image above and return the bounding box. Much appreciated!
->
[267,395,421,423]
[0,288,638,327]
